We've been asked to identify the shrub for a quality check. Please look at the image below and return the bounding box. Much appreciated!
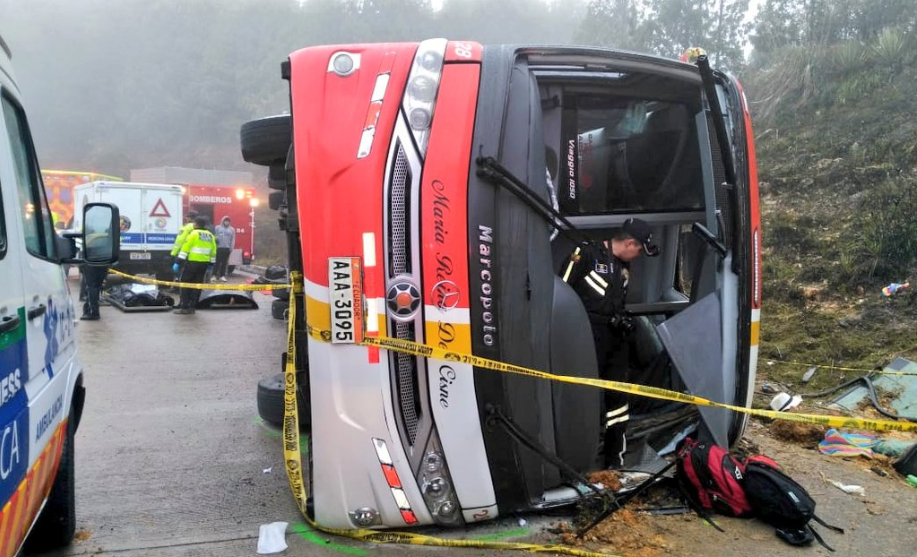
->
[872,28,908,70]
[831,41,868,76]
[852,175,917,280]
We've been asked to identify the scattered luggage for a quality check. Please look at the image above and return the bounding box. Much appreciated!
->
[264,264,288,280]
[744,455,844,551]
[676,437,844,550]
[676,438,753,524]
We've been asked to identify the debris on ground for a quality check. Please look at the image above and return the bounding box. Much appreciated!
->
[769,392,802,412]
[802,366,818,383]
[818,428,878,457]
[560,509,671,557]
[761,381,780,393]
[256,521,289,554]
[830,357,916,421]
[864,500,887,515]
[873,439,913,458]
[894,443,917,476]
[587,470,622,492]
[770,420,824,446]
[881,282,909,297]
[824,477,865,496]
[73,529,93,542]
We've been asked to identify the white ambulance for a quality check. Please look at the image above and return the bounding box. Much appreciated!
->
[72,181,183,280]
[1,33,119,555]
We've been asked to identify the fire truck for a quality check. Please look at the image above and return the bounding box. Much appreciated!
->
[41,169,123,228]
[131,167,258,268]
[243,40,761,530]
[183,184,257,268]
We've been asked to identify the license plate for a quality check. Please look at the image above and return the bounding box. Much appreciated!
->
[129,252,152,260]
[328,257,364,344]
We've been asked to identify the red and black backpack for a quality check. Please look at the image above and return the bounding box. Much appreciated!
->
[743,455,844,551]
[676,438,754,526]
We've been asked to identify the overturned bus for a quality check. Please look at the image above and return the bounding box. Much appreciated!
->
[241,39,761,530]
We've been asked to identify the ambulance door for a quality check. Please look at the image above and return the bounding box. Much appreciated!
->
[0,95,30,531]
[1,91,75,535]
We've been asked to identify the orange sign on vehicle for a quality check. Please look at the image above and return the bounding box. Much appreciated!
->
[149,198,171,217]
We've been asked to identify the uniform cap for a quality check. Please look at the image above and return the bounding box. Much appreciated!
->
[623,218,660,257]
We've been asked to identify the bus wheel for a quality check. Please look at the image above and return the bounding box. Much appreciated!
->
[241,115,291,167]
[257,372,310,428]
[271,299,288,320]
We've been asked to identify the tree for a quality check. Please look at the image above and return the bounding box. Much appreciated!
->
[576,0,644,50]
[639,0,749,69]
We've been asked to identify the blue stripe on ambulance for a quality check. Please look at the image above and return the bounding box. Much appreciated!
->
[121,232,178,244]
[0,308,29,505]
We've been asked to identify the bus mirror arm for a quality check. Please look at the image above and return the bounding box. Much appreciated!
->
[692,222,728,259]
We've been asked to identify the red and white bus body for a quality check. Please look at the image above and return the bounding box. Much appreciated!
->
[286,40,761,530]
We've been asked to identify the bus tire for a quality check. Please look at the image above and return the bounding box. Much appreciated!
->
[240,115,291,167]
[271,299,288,320]
[257,372,311,428]
[25,406,77,552]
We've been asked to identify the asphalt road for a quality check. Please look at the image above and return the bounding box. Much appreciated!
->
[31,272,917,557]
[34,274,535,557]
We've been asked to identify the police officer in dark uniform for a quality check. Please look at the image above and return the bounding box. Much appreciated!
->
[560,218,659,468]
[80,232,113,321]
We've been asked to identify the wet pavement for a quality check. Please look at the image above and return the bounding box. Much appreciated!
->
[32,272,917,557]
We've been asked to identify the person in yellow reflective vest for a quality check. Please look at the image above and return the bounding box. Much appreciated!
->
[173,216,217,314]
[171,210,199,277]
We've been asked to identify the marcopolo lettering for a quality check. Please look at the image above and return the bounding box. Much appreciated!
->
[478,225,496,347]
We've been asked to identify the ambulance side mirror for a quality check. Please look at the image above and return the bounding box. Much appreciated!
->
[61,203,122,266]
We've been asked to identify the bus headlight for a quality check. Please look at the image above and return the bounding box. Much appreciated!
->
[409,108,432,130]
[417,435,462,525]
[402,38,447,156]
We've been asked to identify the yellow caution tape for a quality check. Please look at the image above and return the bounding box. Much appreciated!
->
[302,317,917,434]
[109,268,290,291]
[281,272,617,557]
[770,359,917,376]
[281,271,916,556]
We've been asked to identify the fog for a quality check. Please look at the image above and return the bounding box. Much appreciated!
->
[0,0,586,176]
[0,0,758,178]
